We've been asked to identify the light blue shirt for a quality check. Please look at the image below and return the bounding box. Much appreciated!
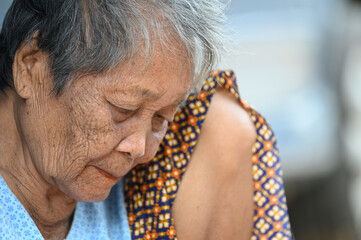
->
[0,174,131,240]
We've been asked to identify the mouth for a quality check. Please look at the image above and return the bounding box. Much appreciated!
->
[93,166,120,181]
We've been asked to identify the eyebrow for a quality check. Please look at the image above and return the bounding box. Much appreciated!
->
[113,85,190,108]
[131,85,189,102]
[129,86,162,99]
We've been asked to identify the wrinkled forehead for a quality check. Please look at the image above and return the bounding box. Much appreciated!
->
[110,27,194,85]
[96,50,192,111]
[63,18,194,97]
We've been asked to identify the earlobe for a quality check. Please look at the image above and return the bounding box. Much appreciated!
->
[12,41,40,100]
[13,56,32,99]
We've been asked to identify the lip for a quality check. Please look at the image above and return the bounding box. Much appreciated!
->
[93,166,120,181]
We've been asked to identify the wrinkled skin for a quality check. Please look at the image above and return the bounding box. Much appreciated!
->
[0,40,191,239]
[18,50,190,202]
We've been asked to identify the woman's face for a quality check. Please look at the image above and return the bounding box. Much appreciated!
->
[18,46,191,202]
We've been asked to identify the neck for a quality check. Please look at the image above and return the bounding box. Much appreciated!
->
[0,90,76,240]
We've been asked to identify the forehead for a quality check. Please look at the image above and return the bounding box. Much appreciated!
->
[102,41,193,103]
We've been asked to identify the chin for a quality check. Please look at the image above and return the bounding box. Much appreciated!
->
[59,164,122,202]
[69,186,113,203]
[80,194,111,203]
[57,178,115,203]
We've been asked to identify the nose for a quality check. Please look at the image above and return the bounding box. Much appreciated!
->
[115,132,146,159]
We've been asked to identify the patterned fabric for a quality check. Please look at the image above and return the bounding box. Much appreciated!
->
[0,175,43,240]
[124,70,292,240]
[0,175,131,240]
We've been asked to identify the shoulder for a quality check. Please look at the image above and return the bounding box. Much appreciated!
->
[196,86,256,176]
[206,86,256,144]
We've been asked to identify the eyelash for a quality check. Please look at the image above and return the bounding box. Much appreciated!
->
[151,113,168,132]
[116,107,135,115]
[108,102,137,122]
[153,113,165,121]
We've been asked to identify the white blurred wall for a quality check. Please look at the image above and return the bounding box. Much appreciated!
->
[217,0,346,180]
[343,4,361,238]
[0,0,12,28]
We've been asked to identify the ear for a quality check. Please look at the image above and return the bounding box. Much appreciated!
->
[12,38,42,99]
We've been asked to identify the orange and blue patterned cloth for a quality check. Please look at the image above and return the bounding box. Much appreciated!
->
[124,70,292,240]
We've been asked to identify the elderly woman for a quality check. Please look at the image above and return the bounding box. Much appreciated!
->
[0,0,292,239]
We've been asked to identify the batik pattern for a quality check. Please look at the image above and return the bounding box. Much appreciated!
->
[124,70,292,240]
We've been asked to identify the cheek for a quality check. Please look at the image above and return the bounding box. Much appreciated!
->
[65,94,120,160]
[18,94,72,180]
[40,98,118,184]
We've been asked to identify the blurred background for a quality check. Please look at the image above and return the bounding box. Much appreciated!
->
[217,0,361,239]
[1,0,360,239]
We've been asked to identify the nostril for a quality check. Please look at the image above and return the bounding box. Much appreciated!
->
[131,147,145,159]
[119,148,144,160]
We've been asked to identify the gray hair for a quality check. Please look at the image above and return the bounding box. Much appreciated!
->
[0,0,228,94]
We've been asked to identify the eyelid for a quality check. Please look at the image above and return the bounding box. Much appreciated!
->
[155,99,188,122]
[155,113,164,119]
[154,112,170,122]
[107,101,139,115]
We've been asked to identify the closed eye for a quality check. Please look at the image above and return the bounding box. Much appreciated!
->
[152,113,168,132]
[108,101,138,122]
[154,113,167,122]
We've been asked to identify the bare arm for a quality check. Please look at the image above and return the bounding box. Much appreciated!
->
[172,87,256,240]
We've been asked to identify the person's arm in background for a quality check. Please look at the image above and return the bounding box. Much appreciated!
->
[172,87,255,240]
